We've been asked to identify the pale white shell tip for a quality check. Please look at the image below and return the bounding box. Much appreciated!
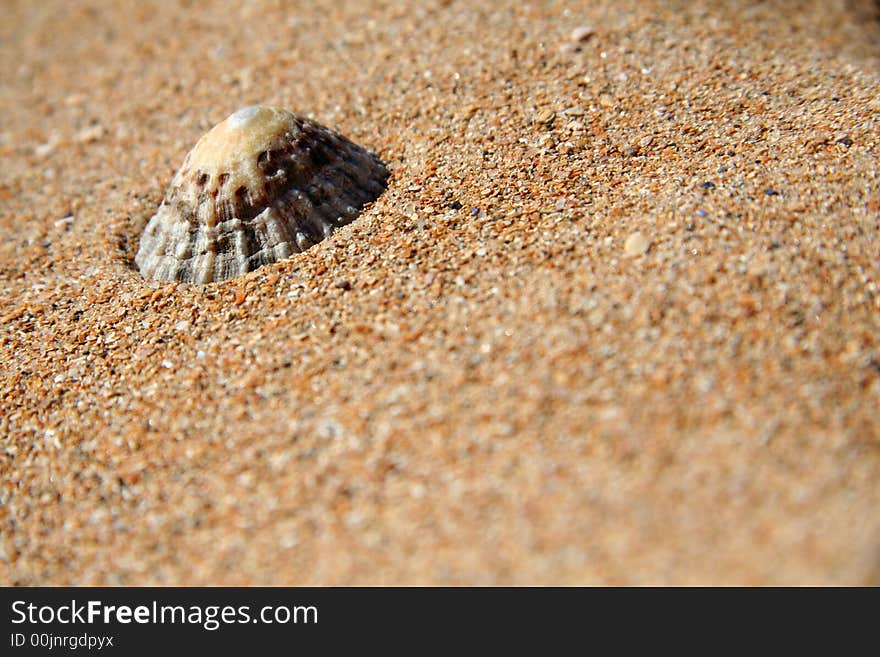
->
[228,105,263,128]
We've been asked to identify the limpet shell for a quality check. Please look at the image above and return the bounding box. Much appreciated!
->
[135,106,388,283]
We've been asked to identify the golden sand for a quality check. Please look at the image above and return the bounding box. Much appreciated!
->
[1,0,879,584]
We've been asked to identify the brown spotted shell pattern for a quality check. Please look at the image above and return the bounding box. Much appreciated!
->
[135,106,388,283]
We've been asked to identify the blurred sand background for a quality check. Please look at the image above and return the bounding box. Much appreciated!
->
[1,0,878,584]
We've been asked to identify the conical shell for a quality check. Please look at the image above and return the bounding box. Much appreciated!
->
[135,106,388,283]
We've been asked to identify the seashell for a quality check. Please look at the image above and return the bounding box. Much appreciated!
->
[135,106,388,283]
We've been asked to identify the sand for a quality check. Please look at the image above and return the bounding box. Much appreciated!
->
[1,0,878,585]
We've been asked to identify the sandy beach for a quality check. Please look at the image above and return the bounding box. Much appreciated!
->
[1,0,879,584]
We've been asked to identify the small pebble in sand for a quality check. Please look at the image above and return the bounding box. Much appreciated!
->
[74,124,104,143]
[535,109,556,125]
[570,26,595,42]
[34,141,55,157]
[135,106,388,283]
[624,231,651,256]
